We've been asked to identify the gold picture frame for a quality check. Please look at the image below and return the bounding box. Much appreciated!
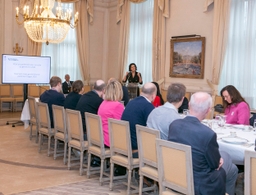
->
[169,37,205,79]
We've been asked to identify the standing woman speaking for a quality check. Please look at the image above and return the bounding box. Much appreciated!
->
[122,63,143,84]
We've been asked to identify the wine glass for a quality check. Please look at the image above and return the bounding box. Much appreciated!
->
[215,115,225,127]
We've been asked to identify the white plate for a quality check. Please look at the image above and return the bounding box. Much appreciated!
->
[221,137,248,144]
[226,124,245,129]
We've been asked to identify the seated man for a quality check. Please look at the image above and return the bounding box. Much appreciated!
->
[40,76,65,128]
[121,82,156,158]
[147,83,185,140]
[62,74,73,94]
[75,80,105,140]
[168,92,238,195]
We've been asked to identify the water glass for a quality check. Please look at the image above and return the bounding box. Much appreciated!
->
[183,109,189,116]
[215,115,225,127]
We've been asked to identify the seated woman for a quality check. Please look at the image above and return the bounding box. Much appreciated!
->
[220,85,250,125]
[64,80,84,110]
[98,79,125,147]
[152,82,164,107]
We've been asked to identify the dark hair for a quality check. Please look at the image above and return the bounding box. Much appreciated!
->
[50,76,61,87]
[220,85,247,109]
[167,83,186,103]
[152,82,164,105]
[72,80,84,93]
[128,63,137,71]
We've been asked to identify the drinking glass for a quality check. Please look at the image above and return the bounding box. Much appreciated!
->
[183,109,189,116]
[215,115,225,127]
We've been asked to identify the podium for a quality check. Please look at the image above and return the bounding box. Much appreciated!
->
[126,83,139,100]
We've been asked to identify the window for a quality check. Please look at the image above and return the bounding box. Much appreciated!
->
[219,0,256,109]
[41,3,82,82]
[126,1,154,84]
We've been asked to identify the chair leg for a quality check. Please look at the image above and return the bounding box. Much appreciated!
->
[38,133,42,153]
[139,175,143,195]
[35,125,39,143]
[87,153,91,179]
[67,146,71,170]
[127,169,132,195]
[109,162,114,191]
[63,142,67,165]
[47,135,51,157]
[79,150,84,176]
[99,158,104,186]
[53,138,57,160]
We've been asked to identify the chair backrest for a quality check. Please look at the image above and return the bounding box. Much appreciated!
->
[156,139,194,195]
[85,112,105,150]
[28,96,37,120]
[244,150,256,195]
[28,85,40,97]
[52,105,67,135]
[136,125,160,168]
[37,102,51,129]
[185,92,191,101]
[108,118,132,160]
[0,84,12,97]
[39,85,50,95]
[66,109,84,142]
[12,84,23,97]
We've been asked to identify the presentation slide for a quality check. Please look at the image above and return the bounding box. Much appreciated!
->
[2,55,51,84]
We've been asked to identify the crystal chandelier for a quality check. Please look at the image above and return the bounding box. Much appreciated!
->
[16,0,78,45]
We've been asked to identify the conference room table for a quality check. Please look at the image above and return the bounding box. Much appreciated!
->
[202,119,256,165]
[20,98,39,129]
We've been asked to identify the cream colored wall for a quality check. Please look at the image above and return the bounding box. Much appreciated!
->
[164,0,214,93]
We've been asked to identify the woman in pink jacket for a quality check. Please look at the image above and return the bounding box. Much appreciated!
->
[220,85,250,125]
[98,79,124,147]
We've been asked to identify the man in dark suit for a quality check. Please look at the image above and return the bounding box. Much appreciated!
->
[121,82,156,158]
[75,80,106,140]
[62,74,73,94]
[40,76,65,128]
[168,92,238,195]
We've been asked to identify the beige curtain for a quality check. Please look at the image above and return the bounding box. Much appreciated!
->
[205,0,230,95]
[152,0,169,82]
[74,0,92,83]
[116,1,131,81]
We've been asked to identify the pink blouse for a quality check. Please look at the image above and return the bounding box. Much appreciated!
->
[224,101,250,125]
[98,100,124,146]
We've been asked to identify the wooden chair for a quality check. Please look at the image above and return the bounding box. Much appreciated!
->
[156,139,194,195]
[66,109,88,176]
[39,85,50,95]
[12,84,24,111]
[28,85,40,97]
[52,105,68,164]
[161,88,167,103]
[244,150,256,195]
[85,112,110,185]
[108,118,139,195]
[37,102,55,156]
[28,96,39,142]
[185,92,191,101]
[136,125,160,195]
[0,84,14,112]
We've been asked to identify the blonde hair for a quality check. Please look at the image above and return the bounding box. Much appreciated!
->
[104,80,123,101]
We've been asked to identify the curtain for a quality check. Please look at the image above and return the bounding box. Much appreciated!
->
[205,0,230,98]
[219,0,256,109]
[117,1,131,81]
[152,0,169,82]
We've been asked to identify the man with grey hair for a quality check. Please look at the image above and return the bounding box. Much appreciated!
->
[147,83,185,140]
[121,82,156,158]
[75,80,106,139]
[168,92,238,195]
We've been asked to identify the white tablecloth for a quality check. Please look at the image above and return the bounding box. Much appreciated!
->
[204,120,256,165]
[20,98,39,129]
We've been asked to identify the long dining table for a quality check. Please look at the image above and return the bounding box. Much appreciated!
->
[20,98,39,129]
[203,120,256,165]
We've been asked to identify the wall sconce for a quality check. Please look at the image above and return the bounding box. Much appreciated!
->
[13,43,23,55]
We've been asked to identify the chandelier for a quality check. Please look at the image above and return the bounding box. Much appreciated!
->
[15,0,78,45]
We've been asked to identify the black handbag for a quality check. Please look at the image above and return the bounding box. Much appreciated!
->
[214,104,224,113]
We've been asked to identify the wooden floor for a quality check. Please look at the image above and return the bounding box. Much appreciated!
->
[0,111,21,119]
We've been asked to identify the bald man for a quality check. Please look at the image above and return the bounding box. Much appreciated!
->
[75,80,106,140]
[168,92,238,195]
[121,82,156,158]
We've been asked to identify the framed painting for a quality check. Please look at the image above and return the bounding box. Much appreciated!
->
[169,37,205,79]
